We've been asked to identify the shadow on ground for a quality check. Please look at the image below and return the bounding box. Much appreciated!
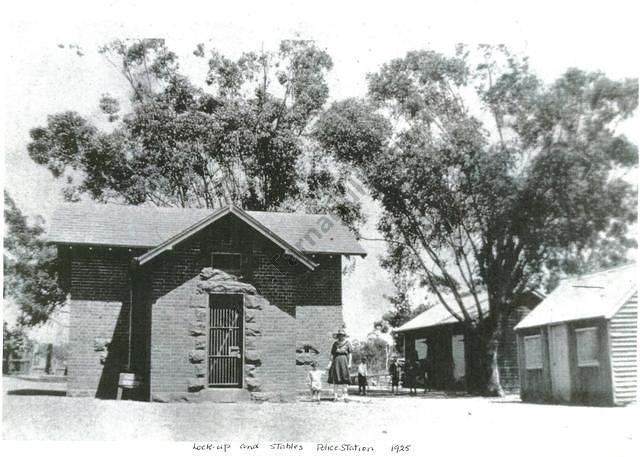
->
[349,390,471,399]
[3,375,68,397]
[297,388,476,402]
[13,375,67,383]
[7,388,67,396]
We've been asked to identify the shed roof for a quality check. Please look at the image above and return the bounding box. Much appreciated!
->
[395,293,489,333]
[48,203,366,257]
[515,264,638,330]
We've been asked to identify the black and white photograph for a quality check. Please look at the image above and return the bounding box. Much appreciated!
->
[1,1,638,456]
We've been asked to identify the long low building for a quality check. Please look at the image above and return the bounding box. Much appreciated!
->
[515,264,638,406]
[395,291,542,393]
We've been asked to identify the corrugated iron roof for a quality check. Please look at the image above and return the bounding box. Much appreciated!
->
[48,203,366,256]
[395,293,489,333]
[515,264,638,330]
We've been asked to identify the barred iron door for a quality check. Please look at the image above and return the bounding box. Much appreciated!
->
[208,294,243,387]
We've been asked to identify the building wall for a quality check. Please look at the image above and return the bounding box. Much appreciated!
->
[148,246,204,396]
[294,255,344,390]
[401,325,458,391]
[294,305,345,390]
[517,326,552,402]
[129,270,152,400]
[498,304,535,392]
[609,292,638,405]
[66,248,134,398]
[519,318,615,405]
[254,297,299,397]
[567,319,613,405]
[297,255,342,306]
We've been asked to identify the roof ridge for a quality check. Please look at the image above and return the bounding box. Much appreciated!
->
[245,209,335,218]
[55,201,213,212]
[58,202,337,218]
[561,262,637,282]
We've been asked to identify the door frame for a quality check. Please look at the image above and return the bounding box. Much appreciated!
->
[207,293,245,388]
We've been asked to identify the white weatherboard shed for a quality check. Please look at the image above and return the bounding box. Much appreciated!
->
[515,264,638,406]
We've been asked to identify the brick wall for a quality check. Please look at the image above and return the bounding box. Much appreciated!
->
[255,301,298,397]
[149,246,205,395]
[67,249,132,398]
[295,305,344,391]
[297,255,342,306]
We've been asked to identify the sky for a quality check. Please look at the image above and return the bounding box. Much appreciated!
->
[2,0,639,341]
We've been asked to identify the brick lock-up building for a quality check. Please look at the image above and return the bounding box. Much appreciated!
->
[49,203,366,402]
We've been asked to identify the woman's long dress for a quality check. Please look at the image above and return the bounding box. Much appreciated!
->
[328,340,352,385]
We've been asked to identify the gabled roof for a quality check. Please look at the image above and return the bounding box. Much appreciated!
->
[49,203,209,248]
[515,264,638,330]
[134,205,316,269]
[48,203,366,268]
[243,210,366,256]
[395,293,489,333]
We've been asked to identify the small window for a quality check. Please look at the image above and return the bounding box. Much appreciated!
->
[576,327,599,367]
[414,338,428,360]
[524,335,543,369]
[211,252,242,275]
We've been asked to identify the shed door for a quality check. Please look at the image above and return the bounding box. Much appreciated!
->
[549,324,571,401]
[451,334,466,381]
[208,294,243,387]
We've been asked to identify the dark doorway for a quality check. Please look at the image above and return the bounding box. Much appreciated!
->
[208,294,244,387]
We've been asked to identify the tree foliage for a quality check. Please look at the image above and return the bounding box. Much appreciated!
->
[3,322,34,370]
[352,337,388,373]
[3,192,66,326]
[27,39,363,227]
[381,291,431,329]
[315,45,638,394]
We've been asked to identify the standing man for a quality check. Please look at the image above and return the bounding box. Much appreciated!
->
[389,358,400,395]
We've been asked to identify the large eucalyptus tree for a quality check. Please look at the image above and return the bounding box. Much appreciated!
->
[315,46,638,394]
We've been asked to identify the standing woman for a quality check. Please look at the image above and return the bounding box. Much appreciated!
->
[328,328,352,401]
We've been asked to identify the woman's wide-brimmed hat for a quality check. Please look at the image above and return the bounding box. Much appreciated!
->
[333,328,349,338]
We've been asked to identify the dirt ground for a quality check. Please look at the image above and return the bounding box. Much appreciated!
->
[2,376,638,455]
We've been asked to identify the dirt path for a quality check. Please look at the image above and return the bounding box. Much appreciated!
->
[2,376,638,456]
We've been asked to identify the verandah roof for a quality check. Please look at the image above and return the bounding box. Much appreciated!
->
[395,293,490,333]
[395,289,545,333]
